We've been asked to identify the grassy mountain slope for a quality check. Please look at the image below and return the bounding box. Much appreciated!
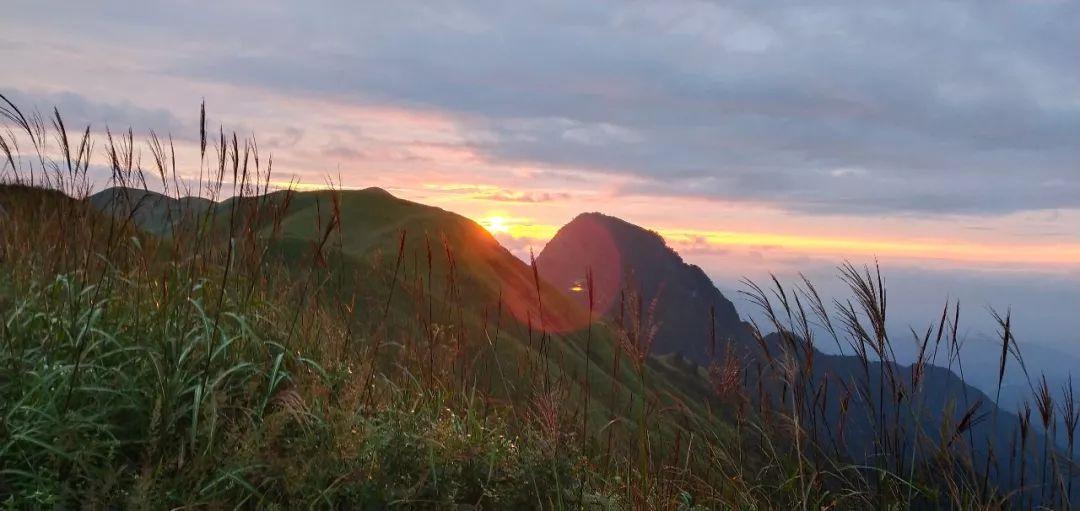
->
[88,185,744,477]
[6,91,1077,507]
[12,178,1067,505]
[1,184,591,507]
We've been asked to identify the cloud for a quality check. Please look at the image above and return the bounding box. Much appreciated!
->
[424,183,570,203]
[263,126,304,150]
[1,88,190,138]
[4,0,1080,216]
[482,190,570,203]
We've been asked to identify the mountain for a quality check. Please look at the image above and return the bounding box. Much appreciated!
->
[896,334,1080,411]
[89,187,212,236]
[537,212,753,366]
[538,209,1062,496]
[10,183,732,507]
[10,182,1065,505]
[894,333,1080,449]
[89,185,562,325]
[92,184,589,360]
[88,185,1070,502]
[89,186,728,434]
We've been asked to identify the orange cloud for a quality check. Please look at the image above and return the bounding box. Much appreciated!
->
[657,228,1080,268]
[471,215,1080,269]
[424,183,571,203]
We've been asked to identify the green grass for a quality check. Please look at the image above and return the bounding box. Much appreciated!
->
[0,191,582,508]
[0,153,737,508]
[0,273,576,507]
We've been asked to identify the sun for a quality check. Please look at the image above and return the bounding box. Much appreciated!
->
[481,216,510,234]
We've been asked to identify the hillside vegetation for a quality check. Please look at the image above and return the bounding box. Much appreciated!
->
[2,96,1078,509]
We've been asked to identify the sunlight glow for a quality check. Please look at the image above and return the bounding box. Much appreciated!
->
[480,216,511,234]
[657,228,1080,267]
[465,214,1080,269]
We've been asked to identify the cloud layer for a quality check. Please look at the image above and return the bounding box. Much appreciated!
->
[167,1,1080,214]
[6,0,1080,215]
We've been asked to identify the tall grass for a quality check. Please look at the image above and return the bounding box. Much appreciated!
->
[0,95,571,507]
[737,263,1079,509]
[1,93,1076,509]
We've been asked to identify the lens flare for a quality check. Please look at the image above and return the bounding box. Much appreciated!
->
[480,215,510,234]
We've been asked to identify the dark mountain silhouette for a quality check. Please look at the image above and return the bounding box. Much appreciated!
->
[536,212,754,366]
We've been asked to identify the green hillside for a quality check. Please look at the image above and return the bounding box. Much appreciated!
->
[4,94,1072,508]
[53,182,785,508]
[103,183,734,434]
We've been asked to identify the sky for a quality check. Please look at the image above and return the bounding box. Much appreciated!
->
[3,0,1079,350]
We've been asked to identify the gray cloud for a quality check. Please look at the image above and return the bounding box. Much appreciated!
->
[5,0,1080,215]
[1,89,190,138]
[483,191,570,203]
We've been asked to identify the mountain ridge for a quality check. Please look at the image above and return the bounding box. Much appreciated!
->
[85,184,730,426]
